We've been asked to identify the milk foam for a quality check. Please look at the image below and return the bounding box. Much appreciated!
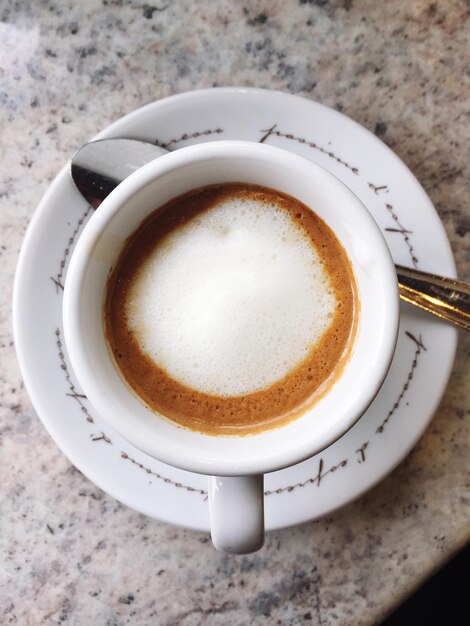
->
[126,197,336,396]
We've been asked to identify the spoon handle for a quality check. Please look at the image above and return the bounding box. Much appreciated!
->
[396,265,470,331]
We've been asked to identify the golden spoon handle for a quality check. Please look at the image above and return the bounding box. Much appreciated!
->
[396,265,470,331]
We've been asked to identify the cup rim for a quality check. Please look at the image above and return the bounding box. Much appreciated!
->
[63,140,399,476]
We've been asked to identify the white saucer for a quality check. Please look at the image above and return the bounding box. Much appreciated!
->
[13,88,457,532]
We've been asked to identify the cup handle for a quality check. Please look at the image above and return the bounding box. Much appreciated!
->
[208,475,265,554]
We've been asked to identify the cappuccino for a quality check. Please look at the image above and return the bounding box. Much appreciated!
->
[105,183,358,435]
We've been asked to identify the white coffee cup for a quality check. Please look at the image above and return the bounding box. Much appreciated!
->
[63,141,399,553]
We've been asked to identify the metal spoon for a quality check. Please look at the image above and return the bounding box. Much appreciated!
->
[71,138,470,331]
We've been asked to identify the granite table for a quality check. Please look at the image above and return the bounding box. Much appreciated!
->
[1,1,469,624]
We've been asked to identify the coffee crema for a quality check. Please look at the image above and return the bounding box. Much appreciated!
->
[104,183,358,435]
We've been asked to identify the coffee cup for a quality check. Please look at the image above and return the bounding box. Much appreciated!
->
[63,141,399,553]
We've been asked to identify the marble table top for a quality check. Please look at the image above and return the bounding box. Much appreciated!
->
[1,1,469,624]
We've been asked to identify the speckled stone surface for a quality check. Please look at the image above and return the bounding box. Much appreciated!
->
[1,1,469,624]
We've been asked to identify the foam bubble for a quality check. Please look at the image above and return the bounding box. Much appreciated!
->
[126,197,336,396]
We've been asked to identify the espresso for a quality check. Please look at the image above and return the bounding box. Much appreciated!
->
[104,183,358,435]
